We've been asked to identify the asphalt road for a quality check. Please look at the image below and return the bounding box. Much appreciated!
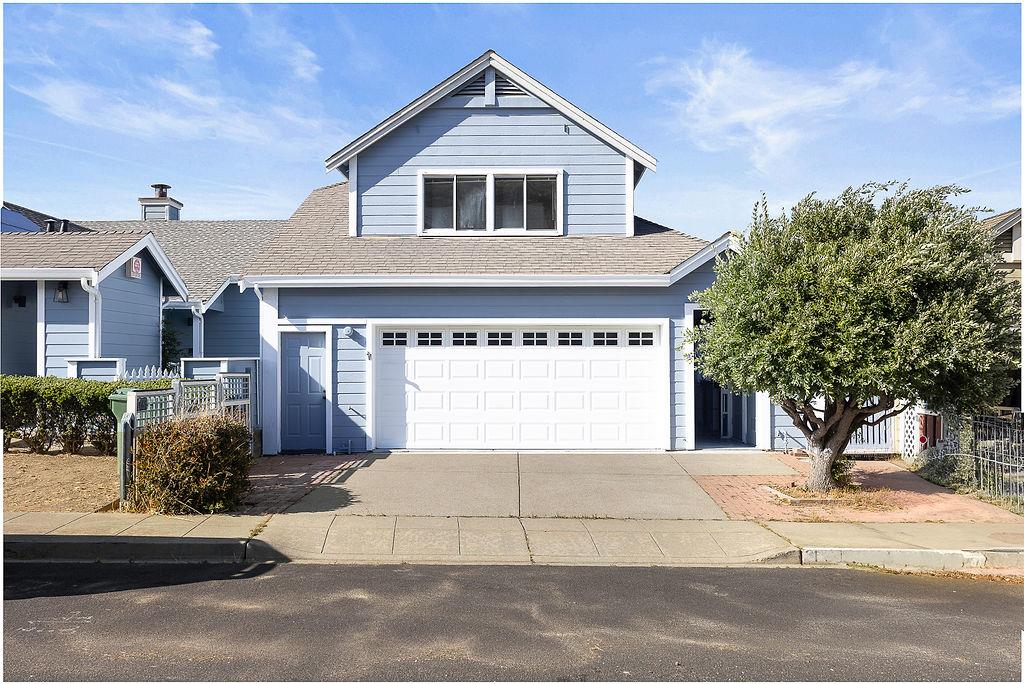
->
[3,563,1022,681]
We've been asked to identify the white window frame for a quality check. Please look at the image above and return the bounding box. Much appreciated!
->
[417,168,564,237]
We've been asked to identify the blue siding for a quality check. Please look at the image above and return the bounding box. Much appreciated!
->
[333,325,367,452]
[182,359,224,380]
[279,263,717,450]
[357,103,629,236]
[44,281,90,377]
[100,252,161,372]
[204,287,260,358]
[1,281,37,375]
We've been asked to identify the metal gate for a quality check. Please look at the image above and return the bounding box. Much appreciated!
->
[846,416,894,454]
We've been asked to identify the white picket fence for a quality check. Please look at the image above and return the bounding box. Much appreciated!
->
[120,365,181,382]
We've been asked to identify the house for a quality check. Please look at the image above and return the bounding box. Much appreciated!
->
[77,185,285,361]
[237,50,767,454]
[984,207,1021,283]
[0,215,189,378]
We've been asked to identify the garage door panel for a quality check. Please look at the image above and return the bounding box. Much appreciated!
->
[375,326,664,449]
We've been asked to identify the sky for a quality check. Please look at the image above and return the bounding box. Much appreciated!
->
[3,3,1021,239]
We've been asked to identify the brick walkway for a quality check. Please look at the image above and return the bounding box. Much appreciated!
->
[697,453,1021,523]
[240,454,372,514]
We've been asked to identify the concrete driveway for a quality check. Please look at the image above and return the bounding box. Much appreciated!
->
[273,451,774,520]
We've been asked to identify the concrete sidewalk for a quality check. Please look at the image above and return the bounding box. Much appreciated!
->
[5,510,1024,570]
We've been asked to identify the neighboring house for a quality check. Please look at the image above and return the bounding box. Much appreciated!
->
[982,207,1022,410]
[239,50,765,454]
[0,226,188,378]
[984,207,1022,282]
[77,185,285,360]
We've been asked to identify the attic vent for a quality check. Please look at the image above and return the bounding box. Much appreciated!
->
[494,73,526,96]
[453,73,486,97]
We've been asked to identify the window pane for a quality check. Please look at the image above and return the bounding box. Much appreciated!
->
[424,177,454,230]
[456,176,486,230]
[526,176,556,231]
[495,177,524,229]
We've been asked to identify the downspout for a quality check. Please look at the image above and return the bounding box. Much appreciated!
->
[79,276,101,357]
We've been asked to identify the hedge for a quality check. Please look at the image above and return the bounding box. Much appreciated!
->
[0,375,173,455]
[127,413,252,514]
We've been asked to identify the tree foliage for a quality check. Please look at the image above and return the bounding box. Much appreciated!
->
[691,182,1020,489]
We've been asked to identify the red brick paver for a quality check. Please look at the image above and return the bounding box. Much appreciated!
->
[239,454,371,514]
[697,453,1021,523]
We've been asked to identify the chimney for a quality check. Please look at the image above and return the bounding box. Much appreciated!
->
[138,183,182,221]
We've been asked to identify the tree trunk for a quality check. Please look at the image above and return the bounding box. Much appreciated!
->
[806,440,838,492]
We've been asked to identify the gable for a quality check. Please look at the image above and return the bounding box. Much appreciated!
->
[326,51,656,174]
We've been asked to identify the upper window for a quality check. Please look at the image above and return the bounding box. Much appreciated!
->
[382,331,407,346]
[628,331,654,346]
[420,170,561,236]
[424,176,485,231]
[487,331,514,346]
[452,331,478,346]
[593,331,618,346]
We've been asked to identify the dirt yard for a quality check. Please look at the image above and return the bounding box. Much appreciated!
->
[3,451,118,512]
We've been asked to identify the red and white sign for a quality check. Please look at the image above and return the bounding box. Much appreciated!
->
[126,257,143,280]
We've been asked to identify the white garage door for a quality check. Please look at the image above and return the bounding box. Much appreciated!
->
[374,326,666,449]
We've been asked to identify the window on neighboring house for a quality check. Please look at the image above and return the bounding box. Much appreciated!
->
[558,331,583,346]
[421,171,560,235]
[487,331,513,346]
[522,331,548,346]
[417,331,443,346]
[382,331,408,346]
[628,331,654,346]
[452,331,478,346]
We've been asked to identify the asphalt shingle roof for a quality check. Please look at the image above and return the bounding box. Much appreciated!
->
[76,219,285,301]
[246,182,709,277]
[980,208,1021,235]
[0,230,150,270]
[2,202,89,232]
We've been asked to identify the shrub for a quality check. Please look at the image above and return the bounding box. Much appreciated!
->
[0,375,172,455]
[127,414,252,514]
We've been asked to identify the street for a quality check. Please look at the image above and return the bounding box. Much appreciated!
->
[4,563,1022,681]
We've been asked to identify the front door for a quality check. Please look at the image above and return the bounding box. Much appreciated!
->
[281,332,327,452]
[720,389,732,439]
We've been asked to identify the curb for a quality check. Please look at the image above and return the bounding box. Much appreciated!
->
[4,535,248,564]
[801,547,1024,571]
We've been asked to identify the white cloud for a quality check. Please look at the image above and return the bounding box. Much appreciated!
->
[11,76,349,157]
[239,7,322,83]
[646,44,888,173]
[75,7,219,62]
[648,38,1020,173]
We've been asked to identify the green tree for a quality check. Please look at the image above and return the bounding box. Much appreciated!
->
[161,316,183,372]
[690,183,1020,491]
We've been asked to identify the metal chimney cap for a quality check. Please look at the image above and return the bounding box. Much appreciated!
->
[44,218,58,232]
[151,183,172,198]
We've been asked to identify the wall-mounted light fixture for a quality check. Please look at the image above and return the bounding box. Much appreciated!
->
[11,295,26,308]
[340,326,354,338]
[53,281,70,303]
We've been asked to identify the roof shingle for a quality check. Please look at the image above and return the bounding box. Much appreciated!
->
[246,182,709,277]
[0,231,150,270]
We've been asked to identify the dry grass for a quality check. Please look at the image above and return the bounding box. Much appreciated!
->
[775,484,899,512]
[3,451,118,512]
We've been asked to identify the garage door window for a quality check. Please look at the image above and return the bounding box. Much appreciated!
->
[487,331,514,346]
[522,331,548,346]
[558,331,583,346]
[382,331,408,346]
[593,331,619,346]
[628,331,654,346]
[452,331,478,346]
[417,331,443,346]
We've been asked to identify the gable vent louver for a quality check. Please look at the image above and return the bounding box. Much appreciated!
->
[494,73,526,96]
[453,73,486,97]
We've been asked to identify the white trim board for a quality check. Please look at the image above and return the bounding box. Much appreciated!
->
[324,50,656,174]
[36,280,45,376]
